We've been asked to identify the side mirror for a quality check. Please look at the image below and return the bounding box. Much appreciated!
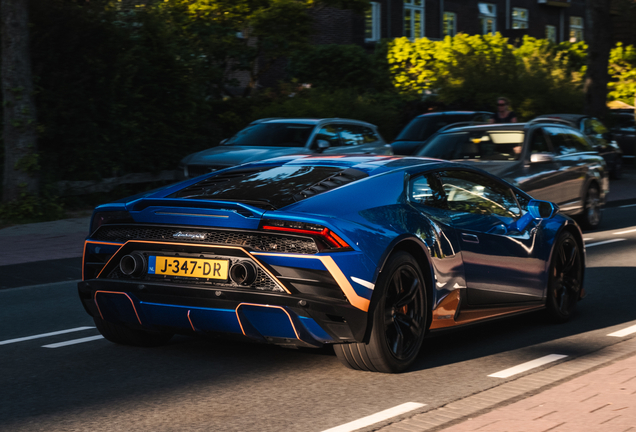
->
[530,153,555,163]
[528,199,559,219]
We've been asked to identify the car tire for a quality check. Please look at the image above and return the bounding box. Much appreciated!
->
[334,251,427,373]
[94,315,173,347]
[579,184,602,230]
[546,231,583,323]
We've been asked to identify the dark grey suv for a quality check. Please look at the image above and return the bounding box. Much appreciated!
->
[415,122,609,229]
[178,118,391,178]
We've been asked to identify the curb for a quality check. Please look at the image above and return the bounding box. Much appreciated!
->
[374,337,636,432]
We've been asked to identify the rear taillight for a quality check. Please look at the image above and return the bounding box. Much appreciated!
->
[260,219,351,251]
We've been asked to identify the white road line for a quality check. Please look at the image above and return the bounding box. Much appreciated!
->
[608,324,636,338]
[620,203,636,208]
[488,354,568,379]
[614,228,636,235]
[321,402,425,432]
[585,239,626,248]
[0,326,95,346]
[42,335,104,348]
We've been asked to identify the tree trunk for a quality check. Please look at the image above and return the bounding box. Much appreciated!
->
[1,0,39,203]
[584,0,613,119]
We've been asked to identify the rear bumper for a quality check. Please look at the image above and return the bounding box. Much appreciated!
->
[78,279,368,347]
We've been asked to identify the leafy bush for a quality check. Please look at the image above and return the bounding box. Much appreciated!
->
[608,43,636,105]
[387,33,587,119]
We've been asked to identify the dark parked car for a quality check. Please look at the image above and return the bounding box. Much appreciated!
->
[80,155,584,373]
[533,114,624,178]
[414,122,609,230]
[391,111,493,155]
[607,110,635,161]
[178,118,392,178]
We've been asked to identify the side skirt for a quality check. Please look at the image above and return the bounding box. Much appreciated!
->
[429,290,544,332]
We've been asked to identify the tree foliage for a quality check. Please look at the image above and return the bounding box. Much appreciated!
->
[387,33,588,119]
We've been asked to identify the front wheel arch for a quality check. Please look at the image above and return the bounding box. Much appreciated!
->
[364,238,434,343]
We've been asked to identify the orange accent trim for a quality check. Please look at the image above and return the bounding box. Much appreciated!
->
[187,310,196,332]
[94,290,143,325]
[429,290,461,330]
[455,305,543,325]
[235,303,301,340]
[319,256,370,312]
[251,252,371,312]
[92,240,291,294]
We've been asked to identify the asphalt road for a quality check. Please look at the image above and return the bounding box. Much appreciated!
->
[1,205,636,432]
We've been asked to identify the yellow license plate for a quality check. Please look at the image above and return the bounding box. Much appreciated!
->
[149,256,229,279]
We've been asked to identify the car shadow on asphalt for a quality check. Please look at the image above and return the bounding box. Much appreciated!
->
[408,265,636,372]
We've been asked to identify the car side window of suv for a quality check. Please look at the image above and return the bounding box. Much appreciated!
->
[312,124,341,148]
[339,124,378,146]
[544,126,583,156]
[567,129,594,152]
[530,129,552,154]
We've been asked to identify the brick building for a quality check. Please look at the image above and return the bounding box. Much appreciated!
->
[312,0,588,46]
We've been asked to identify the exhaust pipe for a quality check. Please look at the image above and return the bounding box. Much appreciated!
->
[229,261,256,285]
[119,253,147,277]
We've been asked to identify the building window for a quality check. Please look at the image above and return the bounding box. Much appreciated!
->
[365,2,381,42]
[570,16,583,42]
[443,12,457,37]
[546,25,556,43]
[479,3,496,35]
[512,7,528,29]
[404,0,425,39]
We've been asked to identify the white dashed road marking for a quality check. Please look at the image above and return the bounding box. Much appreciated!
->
[488,354,568,378]
[0,326,95,346]
[585,239,626,248]
[608,324,636,338]
[42,335,104,348]
[321,402,426,432]
[614,228,636,235]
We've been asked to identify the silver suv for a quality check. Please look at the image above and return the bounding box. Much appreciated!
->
[178,118,392,178]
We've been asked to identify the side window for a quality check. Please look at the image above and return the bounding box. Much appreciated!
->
[439,170,519,218]
[530,129,551,153]
[313,124,341,148]
[339,124,379,146]
[567,130,593,152]
[545,126,578,156]
[361,126,380,144]
[588,118,608,135]
[409,173,446,209]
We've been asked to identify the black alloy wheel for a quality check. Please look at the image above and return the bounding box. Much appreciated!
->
[546,231,583,323]
[334,251,427,373]
[580,184,602,230]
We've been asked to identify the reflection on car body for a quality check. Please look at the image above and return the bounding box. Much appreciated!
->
[415,122,609,230]
[79,155,585,373]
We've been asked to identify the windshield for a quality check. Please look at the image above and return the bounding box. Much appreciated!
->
[395,117,436,141]
[224,123,315,147]
[417,130,525,161]
[173,165,348,209]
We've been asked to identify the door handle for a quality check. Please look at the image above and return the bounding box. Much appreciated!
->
[461,233,479,243]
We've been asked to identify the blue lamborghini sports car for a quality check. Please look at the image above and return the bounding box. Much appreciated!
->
[78,155,585,373]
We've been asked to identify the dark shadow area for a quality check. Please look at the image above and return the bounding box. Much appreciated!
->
[0,257,81,289]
